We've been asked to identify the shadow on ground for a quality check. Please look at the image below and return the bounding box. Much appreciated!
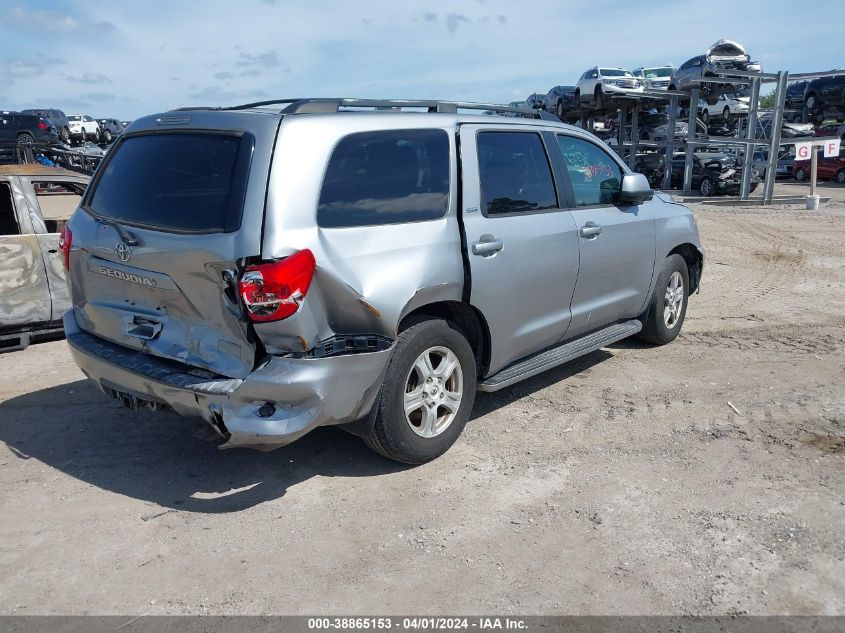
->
[0,350,614,514]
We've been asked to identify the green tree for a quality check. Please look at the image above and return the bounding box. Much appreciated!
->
[758,93,775,109]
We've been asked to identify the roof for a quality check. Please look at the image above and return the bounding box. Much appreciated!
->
[0,164,90,179]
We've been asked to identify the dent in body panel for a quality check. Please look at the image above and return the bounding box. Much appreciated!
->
[256,116,465,355]
[0,236,52,325]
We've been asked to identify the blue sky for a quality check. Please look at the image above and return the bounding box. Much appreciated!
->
[1,0,842,120]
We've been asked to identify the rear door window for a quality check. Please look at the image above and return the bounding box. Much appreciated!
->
[85,132,253,233]
[477,131,557,216]
[317,129,450,228]
[32,181,85,233]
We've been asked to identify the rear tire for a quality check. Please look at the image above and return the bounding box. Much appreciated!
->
[836,169,845,184]
[104,130,112,142]
[701,109,710,124]
[364,319,477,464]
[794,167,807,181]
[637,254,690,345]
[16,133,34,145]
[723,106,731,120]
[699,176,713,197]
[575,90,581,107]
[61,127,70,143]
[556,101,564,118]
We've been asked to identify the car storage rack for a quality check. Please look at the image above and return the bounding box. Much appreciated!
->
[179,97,561,120]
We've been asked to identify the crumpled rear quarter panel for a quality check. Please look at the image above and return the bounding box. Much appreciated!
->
[257,114,465,353]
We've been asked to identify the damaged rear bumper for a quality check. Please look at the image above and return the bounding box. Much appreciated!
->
[63,311,392,450]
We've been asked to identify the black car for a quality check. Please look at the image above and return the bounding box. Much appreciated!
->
[96,117,123,142]
[22,108,70,143]
[670,151,759,197]
[542,85,577,118]
[804,73,845,121]
[0,111,59,149]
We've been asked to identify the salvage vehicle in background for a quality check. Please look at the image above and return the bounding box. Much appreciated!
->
[523,93,545,110]
[632,66,675,90]
[0,111,59,147]
[22,108,71,143]
[67,114,101,142]
[803,73,845,122]
[0,165,89,351]
[669,40,761,104]
[96,118,124,143]
[755,114,815,140]
[699,92,750,122]
[670,151,759,196]
[575,67,644,108]
[542,85,577,118]
[62,98,703,464]
[793,146,845,183]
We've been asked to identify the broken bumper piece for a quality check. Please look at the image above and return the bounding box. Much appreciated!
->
[63,311,392,450]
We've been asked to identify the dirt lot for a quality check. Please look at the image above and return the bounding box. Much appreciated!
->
[1,182,843,616]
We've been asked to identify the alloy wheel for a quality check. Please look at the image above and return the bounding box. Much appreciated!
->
[664,271,684,329]
[403,346,463,439]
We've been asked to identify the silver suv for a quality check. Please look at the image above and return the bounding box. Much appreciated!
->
[62,98,703,464]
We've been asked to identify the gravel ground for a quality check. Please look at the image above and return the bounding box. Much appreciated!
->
[0,182,843,616]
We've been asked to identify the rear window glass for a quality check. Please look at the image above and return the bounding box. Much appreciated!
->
[86,132,253,233]
[317,129,449,228]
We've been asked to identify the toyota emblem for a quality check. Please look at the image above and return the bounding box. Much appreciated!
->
[115,242,131,262]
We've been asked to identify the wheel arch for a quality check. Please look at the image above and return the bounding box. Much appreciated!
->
[668,243,703,294]
[399,300,490,378]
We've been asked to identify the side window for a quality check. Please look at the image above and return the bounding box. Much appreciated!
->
[556,135,623,207]
[317,129,450,228]
[32,181,84,233]
[0,183,20,235]
[477,131,557,216]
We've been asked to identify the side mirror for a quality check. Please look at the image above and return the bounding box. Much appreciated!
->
[618,173,654,204]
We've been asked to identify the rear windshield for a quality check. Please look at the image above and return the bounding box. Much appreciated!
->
[68,115,81,121]
[86,132,253,233]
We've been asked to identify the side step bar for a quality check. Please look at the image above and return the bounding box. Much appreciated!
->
[478,319,642,392]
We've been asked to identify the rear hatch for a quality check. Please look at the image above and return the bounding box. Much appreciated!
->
[67,110,281,378]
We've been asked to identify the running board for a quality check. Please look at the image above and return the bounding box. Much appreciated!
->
[478,319,642,392]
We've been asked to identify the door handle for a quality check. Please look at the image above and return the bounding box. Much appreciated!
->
[471,235,504,256]
[579,222,603,238]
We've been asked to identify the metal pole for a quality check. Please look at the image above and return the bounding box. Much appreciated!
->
[684,88,699,195]
[662,94,678,190]
[628,105,640,169]
[763,70,789,204]
[740,76,761,198]
[810,146,818,198]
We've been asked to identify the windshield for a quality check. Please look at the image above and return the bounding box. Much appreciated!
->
[68,115,81,121]
[600,68,633,77]
[642,113,669,125]
[642,67,673,78]
[86,132,254,233]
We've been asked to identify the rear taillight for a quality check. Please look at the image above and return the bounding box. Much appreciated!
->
[38,120,49,130]
[59,225,72,271]
[238,249,316,323]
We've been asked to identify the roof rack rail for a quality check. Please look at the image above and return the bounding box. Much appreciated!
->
[217,97,560,120]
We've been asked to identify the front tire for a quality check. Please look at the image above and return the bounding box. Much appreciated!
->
[556,101,564,118]
[637,254,690,345]
[594,87,604,110]
[723,106,731,120]
[794,167,807,181]
[701,109,710,124]
[836,169,845,184]
[365,319,477,464]
[104,130,112,142]
[699,176,713,197]
[61,127,70,143]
